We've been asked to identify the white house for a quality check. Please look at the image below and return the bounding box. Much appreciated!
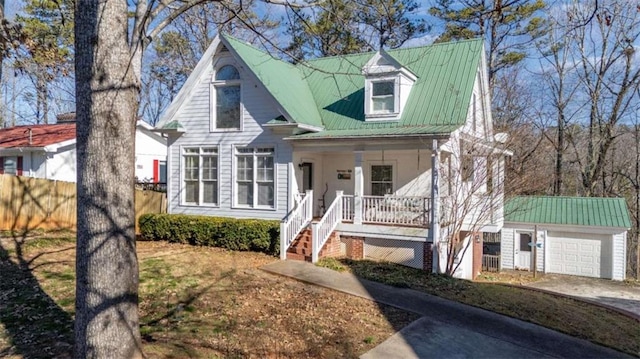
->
[155,34,509,279]
[0,118,167,183]
[502,196,630,280]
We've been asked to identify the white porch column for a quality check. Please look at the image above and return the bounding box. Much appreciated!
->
[354,151,364,225]
[430,139,444,273]
[287,162,295,213]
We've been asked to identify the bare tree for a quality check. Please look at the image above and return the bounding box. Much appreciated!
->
[535,10,581,195]
[435,132,509,277]
[567,0,640,196]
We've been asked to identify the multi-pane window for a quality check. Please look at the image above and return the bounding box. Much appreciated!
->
[372,81,395,114]
[236,147,275,208]
[371,165,393,196]
[183,147,218,205]
[213,65,241,130]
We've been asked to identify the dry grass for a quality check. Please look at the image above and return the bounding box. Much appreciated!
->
[318,258,640,356]
[0,237,418,358]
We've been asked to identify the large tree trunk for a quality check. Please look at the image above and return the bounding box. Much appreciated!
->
[74,0,142,357]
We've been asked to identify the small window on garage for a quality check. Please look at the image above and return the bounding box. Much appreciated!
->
[519,233,531,252]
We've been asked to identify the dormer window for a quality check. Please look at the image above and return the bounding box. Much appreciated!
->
[362,50,416,121]
[211,63,242,131]
[371,80,396,114]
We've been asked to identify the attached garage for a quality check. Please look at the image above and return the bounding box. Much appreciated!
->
[501,196,630,281]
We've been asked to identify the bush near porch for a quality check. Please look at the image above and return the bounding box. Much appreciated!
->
[139,214,280,255]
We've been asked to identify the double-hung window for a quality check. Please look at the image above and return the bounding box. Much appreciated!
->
[371,165,393,196]
[183,147,218,205]
[212,64,241,130]
[371,81,395,114]
[235,147,275,208]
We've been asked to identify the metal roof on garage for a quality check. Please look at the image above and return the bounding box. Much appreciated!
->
[504,196,632,229]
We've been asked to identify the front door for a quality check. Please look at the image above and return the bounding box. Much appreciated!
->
[301,162,313,192]
[515,232,532,270]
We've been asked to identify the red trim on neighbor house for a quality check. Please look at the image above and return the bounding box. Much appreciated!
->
[16,156,23,176]
[0,123,75,148]
[153,159,159,183]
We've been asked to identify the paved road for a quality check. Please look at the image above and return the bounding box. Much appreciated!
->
[262,261,634,359]
[525,274,640,319]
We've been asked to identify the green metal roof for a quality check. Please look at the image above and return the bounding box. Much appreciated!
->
[504,196,632,229]
[301,39,482,134]
[290,125,460,139]
[222,35,324,129]
[223,34,483,138]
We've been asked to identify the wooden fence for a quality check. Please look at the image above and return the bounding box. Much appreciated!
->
[0,174,166,233]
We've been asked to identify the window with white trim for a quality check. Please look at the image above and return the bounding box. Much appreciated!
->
[372,81,395,114]
[235,147,275,208]
[371,165,393,196]
[212,64,241,130]
[183,147,218,205]
[365,77,400,119]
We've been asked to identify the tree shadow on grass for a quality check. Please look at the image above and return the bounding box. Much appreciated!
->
[0,233,75,359]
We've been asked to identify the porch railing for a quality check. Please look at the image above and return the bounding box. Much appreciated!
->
[482,254,501,272]
[311,191,343,263]
[341,195,429,227]
[280,190,313,259]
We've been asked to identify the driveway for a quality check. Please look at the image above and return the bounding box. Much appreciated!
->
[524,274,640,318]
[262,261,633,359]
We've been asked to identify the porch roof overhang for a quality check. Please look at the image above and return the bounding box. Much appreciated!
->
[287,133,451,152]
[460,134,513,156]
[285,126,454,151]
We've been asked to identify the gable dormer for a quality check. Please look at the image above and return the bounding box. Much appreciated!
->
[362,50,417,121]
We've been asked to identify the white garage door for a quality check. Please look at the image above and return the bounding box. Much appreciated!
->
[547,232,611,279]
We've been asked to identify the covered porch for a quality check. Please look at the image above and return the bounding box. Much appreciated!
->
[281,137,444,264]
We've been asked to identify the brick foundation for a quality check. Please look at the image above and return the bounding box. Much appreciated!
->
[318,232,342,258]
[343,236,365,260]
[423,242,433,272]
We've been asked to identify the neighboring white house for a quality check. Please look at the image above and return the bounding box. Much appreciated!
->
[0,117,167,183]
[502,196,630,280]
[155,34,509,279]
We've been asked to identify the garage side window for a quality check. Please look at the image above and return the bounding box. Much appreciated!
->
[519,233,531,252]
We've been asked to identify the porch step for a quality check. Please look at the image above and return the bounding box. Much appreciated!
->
[286,228,312,262]
[286,228,341,262]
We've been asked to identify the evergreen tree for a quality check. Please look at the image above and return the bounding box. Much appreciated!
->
[429,0,546,87]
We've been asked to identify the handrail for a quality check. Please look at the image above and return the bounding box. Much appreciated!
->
[280,190,313,259]
[311,191,343,263]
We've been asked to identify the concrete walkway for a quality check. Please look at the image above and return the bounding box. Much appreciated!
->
[261,261,633,359]
[524,274,640,319]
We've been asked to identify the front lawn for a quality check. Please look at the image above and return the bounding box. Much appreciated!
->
[317,258,640,356]
[0,237,417,358]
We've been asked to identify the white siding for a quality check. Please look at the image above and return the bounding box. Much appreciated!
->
[31,153,46,178]
[167,55,292,220]
[46,145,77,182]
[612,232,627,280]
[461,71,487,139]
[501,227,514,269]
[135,128,167,181]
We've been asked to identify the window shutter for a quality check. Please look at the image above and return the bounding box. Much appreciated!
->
[153,159,159,183]
[17,156,23,176]
[0,157,4,174]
